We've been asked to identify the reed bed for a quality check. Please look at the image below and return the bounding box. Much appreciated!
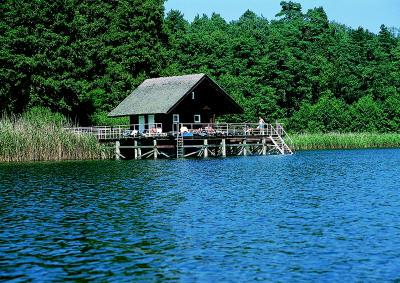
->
[291,132,400,151]
[0,116,113,162]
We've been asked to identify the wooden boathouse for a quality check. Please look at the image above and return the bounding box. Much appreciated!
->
[108,74,243,132]
[68,74,293,159]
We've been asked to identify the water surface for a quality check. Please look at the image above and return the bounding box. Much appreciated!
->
[1,149,400,282]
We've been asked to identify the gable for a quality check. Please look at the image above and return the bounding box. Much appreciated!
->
[108,74,242,117]
[168,76,243,115]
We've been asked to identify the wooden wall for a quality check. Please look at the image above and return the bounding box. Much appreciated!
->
[128,78,241,132]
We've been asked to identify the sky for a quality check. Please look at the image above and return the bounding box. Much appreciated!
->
[164,0,399,33]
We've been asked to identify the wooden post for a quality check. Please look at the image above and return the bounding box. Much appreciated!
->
[243,139,247,156]
[262,138,267,155]
[116,141,120,160]
[221,139,226,157]
[137,141,142,159]
[153,139,158,159]
[134,140,138,159]
[204,139,208,158]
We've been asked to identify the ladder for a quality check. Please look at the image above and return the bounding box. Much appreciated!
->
[176,134,184,158]
[275,134,293,154]
[270,127,293,155]
[270,136,284,154]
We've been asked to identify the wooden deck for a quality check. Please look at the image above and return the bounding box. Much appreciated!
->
[65,123,294,159]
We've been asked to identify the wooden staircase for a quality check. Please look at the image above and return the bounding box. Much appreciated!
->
[270,135,293,155]
[270,126,294,155]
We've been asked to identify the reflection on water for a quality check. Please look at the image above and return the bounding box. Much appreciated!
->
[1,149,400,282]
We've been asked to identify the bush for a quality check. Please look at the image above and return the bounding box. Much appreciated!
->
[21,106,69,127]
[348,96,386,132]
[383,93,400,131]
[291,132,400,150]
[289,95,349,133]
[0,111,112,162]
[90,111,129,126]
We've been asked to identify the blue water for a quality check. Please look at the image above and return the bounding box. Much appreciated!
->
[1,149,400,282]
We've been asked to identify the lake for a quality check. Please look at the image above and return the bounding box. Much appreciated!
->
[1,149,400,282]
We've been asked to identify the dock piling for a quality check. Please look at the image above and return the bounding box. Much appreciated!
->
[221,139,226,157]
[137,141,142,159]
[204,139,208,158]
[153,139,158,159]
[134,140,138,159]
[262,138,267,155]
[116,141,120,160]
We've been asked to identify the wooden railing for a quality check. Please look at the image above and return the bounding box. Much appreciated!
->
[174,122,284,137]
[65,122,292,143]
[64,123,164,140]
[275,123,294,150]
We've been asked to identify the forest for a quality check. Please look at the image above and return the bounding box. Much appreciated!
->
[1,0,399,133]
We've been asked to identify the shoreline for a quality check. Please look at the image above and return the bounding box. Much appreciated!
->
[1,133,400,163]
[290,133,400,151]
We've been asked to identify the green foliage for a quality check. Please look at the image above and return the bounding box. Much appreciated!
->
[163,2,399,132]
[21,106,69,127]
[348,96,386,132]
[1,0,166,123]
[383,93,400,131]
[0,114,112,162]
[289,94,349,133]
[1,1,399,133]
[89,111,129,126]
[291,133,400,150]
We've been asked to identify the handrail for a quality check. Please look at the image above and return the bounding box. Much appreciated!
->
[65,122,294,152]
[175,122,278,137]
[64,123,164,140]
[275,122,294,151]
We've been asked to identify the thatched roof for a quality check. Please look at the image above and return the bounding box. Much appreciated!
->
[108,74,242,117]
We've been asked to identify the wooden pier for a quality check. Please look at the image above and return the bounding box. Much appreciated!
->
[66,122,294,160]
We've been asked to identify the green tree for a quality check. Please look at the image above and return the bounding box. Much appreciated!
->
[276,1,303,21]
[1,0,166,124]
[1,0,399,132]
[348,96,386,132]
[383,93,400,131]
[289,94,349,133]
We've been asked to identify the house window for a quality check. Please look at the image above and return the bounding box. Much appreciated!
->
[148,114,155,128]
[192,92,195,100]
[173,114,180,123]
[138,115,145,133]
[194,114,201,123]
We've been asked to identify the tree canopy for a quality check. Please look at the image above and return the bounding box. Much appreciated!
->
[1,0,399,132]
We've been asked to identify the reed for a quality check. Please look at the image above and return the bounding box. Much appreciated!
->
[0,115,113,162]
[291,132,400,151]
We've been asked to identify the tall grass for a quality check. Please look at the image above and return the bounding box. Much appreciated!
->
[291,132,400,151]
[0,114,113,162]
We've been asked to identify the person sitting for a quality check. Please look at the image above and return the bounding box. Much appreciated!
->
[130,129,138,137]
[204,126,215,135]
[193,127,203,134]
[180,126,189,133]
[244,125,253,135]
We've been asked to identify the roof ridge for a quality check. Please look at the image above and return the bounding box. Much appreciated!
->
[143,73,205,81]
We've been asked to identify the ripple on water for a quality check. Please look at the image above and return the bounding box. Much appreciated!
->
[1,149,400,282]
